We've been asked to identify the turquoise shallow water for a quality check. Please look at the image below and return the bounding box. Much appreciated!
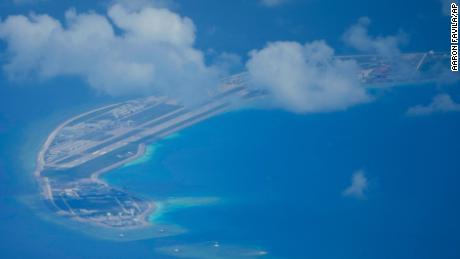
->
[102,84,460,259]
[0,0,456,257]
[1,84,460,259]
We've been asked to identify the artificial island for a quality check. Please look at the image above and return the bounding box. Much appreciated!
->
[34,52,449,233]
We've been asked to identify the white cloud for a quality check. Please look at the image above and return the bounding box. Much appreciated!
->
[406,94,460,116]
[342,17,408,57]
[111,0,176,10]
[245,40,370,113]
[0,4,221,104]
[342,170,368,199]
[107,5,195,46]
[259,0,285,7]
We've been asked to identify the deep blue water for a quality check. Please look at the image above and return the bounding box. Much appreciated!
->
[0,0,457,258]
[1,82,460,258]
[100,83,460,259]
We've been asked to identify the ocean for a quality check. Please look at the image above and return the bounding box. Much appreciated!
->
[0,0,457,257]
[1,83,460,258]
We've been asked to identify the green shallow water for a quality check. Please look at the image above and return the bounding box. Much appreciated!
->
[123,133,181,168]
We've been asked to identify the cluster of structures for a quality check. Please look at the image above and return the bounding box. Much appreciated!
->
[341,51,448,85]
[34,52,449,231]
[35,73,257,229]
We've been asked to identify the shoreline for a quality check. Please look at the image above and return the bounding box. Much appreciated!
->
[31,74,254,232]
[33,101,160,229]
[33,99,231,230]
